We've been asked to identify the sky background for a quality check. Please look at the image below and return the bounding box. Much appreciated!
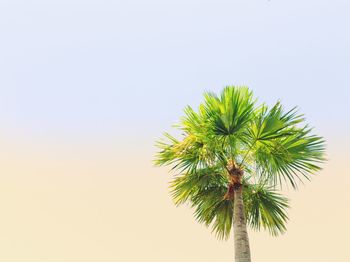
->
[0,0,349,261]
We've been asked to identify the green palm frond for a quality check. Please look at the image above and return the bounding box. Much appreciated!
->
[170,167,227,205]
[155,132,211,173]
[247,102,303,142]
[203,86,255,137]
[243,102,325,188]
[170,170,289,239]
[170,167,232,239]
[192,188,233,240]
[253,126,325,189]
[244,183,289,236]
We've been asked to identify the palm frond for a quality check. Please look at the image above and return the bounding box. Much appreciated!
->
[170,167,233,240]
[243,102,326,188]
[170,167,227,205]
[254,126,326,188]
[244,183,289,236]
[203,86,256,137]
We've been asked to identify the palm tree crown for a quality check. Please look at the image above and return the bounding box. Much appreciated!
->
[154,86,325,240]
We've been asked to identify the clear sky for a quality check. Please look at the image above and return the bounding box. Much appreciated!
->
[0,1,349,261]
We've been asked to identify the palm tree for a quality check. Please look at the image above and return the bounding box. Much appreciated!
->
[154,86,325,262]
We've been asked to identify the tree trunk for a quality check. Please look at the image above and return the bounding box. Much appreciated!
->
[233,186,251,262]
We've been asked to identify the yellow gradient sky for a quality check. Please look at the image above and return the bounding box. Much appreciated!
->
[0,130,348,261]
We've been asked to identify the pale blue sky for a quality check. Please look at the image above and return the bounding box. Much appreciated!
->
[0,0,349,143]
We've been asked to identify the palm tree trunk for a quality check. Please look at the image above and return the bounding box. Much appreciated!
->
[233,186,251,262]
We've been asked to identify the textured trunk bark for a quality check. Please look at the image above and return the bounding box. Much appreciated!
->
[233,187,251,262]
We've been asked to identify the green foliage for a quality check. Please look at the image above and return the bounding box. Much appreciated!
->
[154,86,325,240]
[244,183,289,236]
[245,102,326,188]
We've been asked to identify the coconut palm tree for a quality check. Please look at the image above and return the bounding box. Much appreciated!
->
[154,86,325,262]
